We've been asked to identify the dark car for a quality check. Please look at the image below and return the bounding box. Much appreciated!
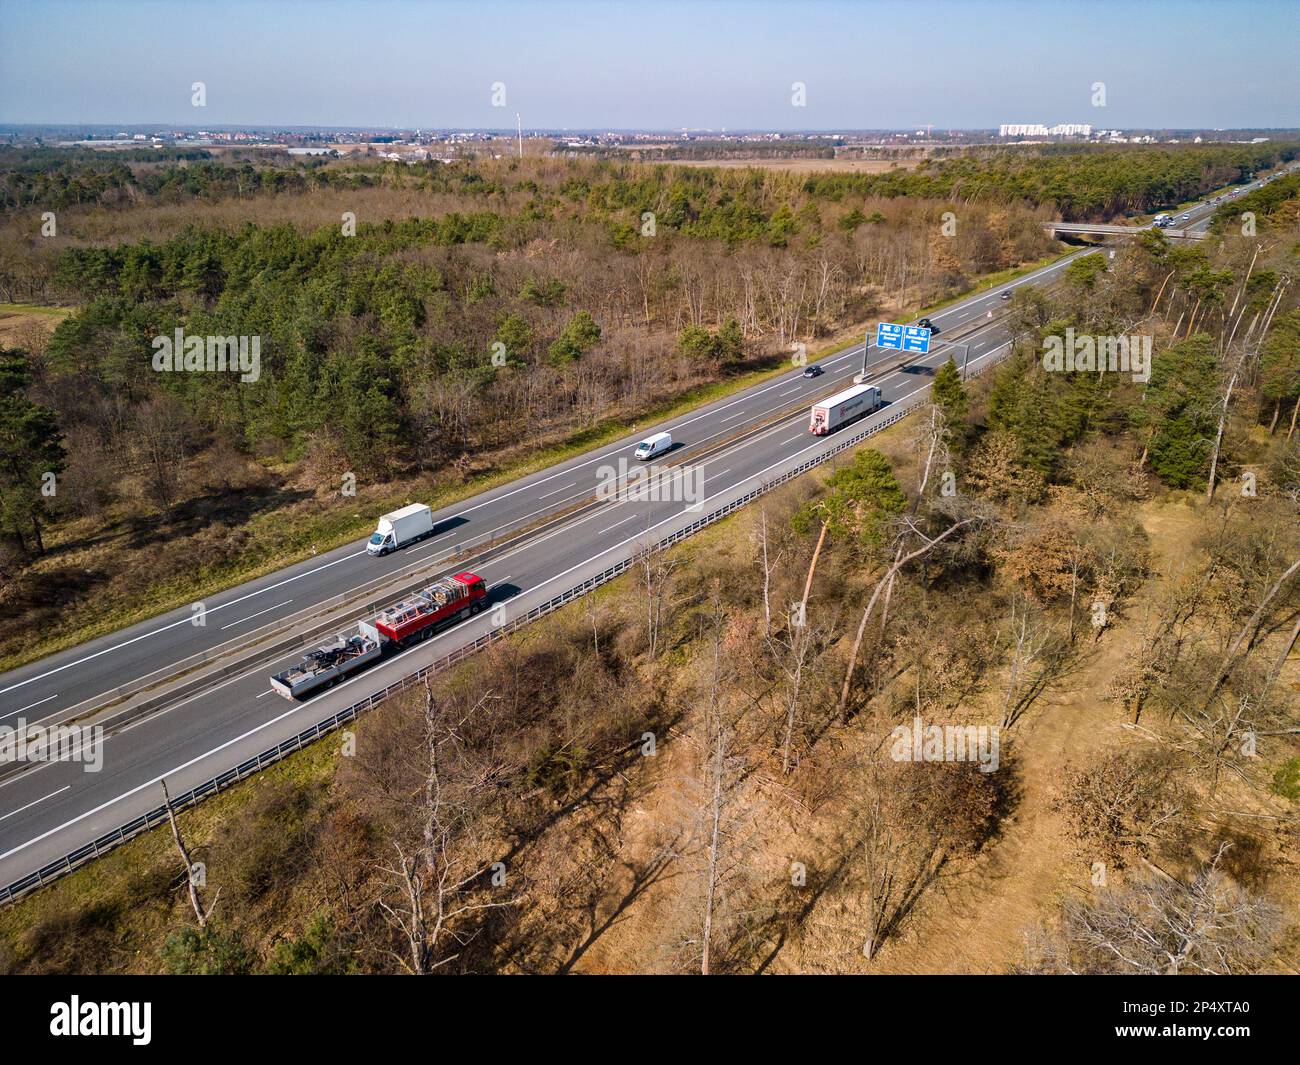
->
[917,317,940,335]
[999,290,1012,301]
[802,363,823,378]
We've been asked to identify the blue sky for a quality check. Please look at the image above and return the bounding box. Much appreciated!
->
[2,0,1296,128]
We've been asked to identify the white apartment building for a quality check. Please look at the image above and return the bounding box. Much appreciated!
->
[999,123,1092,137]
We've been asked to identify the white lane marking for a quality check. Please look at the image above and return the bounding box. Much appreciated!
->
[256,689,275,699]
[1,252,1081,705]
[410,533,454,554]
[219,600,293,631]
[1,694,57,722]
[0,549,367,697]
[35,361,967,769]
[779,387,802,396]
[721,410,747,421]
[712,468,732,479]
[538,482,577,500]
[598,517,636,535]
[0,339,1030,856]
[9,339,997,761]
[117,342,962,740]
[452,352,866,517]
[0,593,516,856]
[0,787,69,823]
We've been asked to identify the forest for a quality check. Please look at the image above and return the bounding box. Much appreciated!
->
[2,187,1296,972]
[0,147,1069,662]
[802,142,1297,218]
[3,142,1298,664]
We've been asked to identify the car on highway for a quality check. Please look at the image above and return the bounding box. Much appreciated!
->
[802,363,823,378]
[917,317,940,335]
[1000,291,1012,301]
[1179,213,1191,221]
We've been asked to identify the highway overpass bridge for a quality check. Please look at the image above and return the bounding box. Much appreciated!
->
[1042,221,1206,240]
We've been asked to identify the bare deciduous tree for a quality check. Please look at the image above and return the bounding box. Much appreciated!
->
[161,779,218,929]
[1026,843,1282,975]
[1054,749,1183,869]
[375,681,513,974]
[838,516,984,720]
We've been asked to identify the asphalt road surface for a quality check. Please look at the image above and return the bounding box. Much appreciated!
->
[0,180,1261,888]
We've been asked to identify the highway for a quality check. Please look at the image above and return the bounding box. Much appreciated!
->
[0,255,1088,725]
[0,185,1242,891]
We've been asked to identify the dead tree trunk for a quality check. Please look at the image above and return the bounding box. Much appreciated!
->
[162,779,217,929]
[838,518,980,720]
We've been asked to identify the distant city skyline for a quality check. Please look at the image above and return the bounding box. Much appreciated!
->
[2,0,1297,130]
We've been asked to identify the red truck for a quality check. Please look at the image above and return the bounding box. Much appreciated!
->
[369,573,487,646]
[270,572,488,699]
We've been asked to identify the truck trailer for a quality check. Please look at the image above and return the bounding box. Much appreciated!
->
[809,384,882,435]
[269,572,488,700]
[367,503,434,556]
[270,628,384,699]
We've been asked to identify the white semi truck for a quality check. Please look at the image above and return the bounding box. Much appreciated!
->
[809,384,882,435]
[367,503,434,556]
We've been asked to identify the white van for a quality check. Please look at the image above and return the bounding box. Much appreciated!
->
[634,432,672,461]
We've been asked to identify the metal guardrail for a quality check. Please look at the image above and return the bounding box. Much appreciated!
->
[21,349,897,742]
[0,344,1006,906]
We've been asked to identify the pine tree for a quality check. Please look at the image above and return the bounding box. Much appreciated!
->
[1143,334,1219,488]
[1260,310,1300,433]
[797,448,907,549]
[0,351,66,557]
[931,357,969,447]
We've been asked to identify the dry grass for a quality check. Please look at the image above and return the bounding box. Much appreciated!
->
[0,305,71,349]
[3,437,1296,974]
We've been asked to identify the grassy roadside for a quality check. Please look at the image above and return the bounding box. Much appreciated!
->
[0,731,340,959]
[909,247,1076,318]
[1,248,1067,673]
[0,303,73,316]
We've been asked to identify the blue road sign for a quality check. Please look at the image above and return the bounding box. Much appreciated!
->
[903,325,932,353]
[877,322,931,353]
[876,322,904,350]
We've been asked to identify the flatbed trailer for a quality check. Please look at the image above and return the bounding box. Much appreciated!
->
[268,572,488,699]
[270,629,383,699]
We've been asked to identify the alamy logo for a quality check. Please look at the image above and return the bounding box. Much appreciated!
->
[596,459,705,511]
[1042,328,1151,382]
[890,716,1000,772]
[0,718,104,772]
[152,328,261,383]
[50,997,151,1045]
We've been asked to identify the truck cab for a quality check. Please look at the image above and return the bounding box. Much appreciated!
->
[366,503,433,556]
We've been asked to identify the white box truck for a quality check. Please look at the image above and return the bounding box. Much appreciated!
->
[367,503,434,556]
[809,384,881,435]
